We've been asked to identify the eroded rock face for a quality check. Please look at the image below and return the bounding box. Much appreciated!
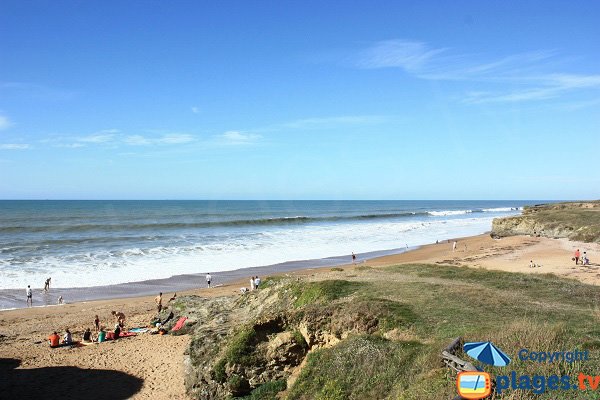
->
[183,280,417,399]
[491,201,600,243]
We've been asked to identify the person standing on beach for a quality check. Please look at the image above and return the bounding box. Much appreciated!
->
[575,249,580,265]
[155,292,163,313]
[352,252,356,263]
[250,277,255,291]
[112,310,126,327]
[206,273,212,288]
[94,315,100,332]
[452,241,457,252]
[44,277,51,292]
[254,276,261,289]
[26,285,32,307]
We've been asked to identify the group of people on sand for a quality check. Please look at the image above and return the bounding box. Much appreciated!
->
[25,277,64,307]
[240,276,262,293]
[574,249,591,266]
[47,311,126,347]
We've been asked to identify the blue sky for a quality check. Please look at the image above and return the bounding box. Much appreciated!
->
[1,0,599,200]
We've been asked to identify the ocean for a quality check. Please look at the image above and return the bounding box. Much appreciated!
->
[0,200,539,309]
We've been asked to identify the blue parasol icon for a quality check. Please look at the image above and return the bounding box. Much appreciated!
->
[463,341,511,367]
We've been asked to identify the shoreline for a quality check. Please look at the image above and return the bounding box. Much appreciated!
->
[2,231,599,316]
[0,245,416,311]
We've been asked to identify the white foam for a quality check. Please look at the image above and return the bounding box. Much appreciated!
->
[428,210,473,216]
[482,207,521,212]
[0,215,508,289]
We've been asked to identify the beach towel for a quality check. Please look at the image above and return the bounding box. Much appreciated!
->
[129,327,149,333]
[119,331,137,338]
[171,317,188,332]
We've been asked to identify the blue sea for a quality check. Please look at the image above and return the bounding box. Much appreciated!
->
[0,200,539,308]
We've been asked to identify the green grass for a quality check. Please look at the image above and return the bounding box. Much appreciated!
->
[330,267,344,272]
[240,380,287,400]
[284,263,600,399]
[212,325,258,383]
[290,280,362,308]
[287,335,424,400]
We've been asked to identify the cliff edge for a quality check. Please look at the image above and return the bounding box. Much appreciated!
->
[491,201,600,243]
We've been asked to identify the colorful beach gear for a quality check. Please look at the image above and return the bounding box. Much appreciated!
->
[171,317,188,331]
[464,341,511,367]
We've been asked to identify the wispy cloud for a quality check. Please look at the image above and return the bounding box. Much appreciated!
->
[218,131,262,145]
[281,115,389,130]
[78,132,117,143]
[0,143,30,150]
[0,114,11,130]
[158,133,195,144]
[356,40,447,72]
[124,133,196,146]
[191,106,200,114]
[354,39,600,104]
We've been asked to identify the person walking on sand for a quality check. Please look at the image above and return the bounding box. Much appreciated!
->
[352,252,356,263]
[574,249,581,265]
[155,292,163,313]
[26,285,33,307]
[44,277,51,292]
[206,273,212,288]
[452,241,457,252]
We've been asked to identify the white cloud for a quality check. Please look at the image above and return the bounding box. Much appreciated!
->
[219,131,262,145]
[0,115,12,130]
[78,133,116,143]
[124,133,196,146]
[0,143,30,150]
[191,106,200,114]
[124,135,151,146]
[354,40,600,103]
[158,133,195,144]
[357,40,447,72]
[54,143,85,148]
[282,115,388,129]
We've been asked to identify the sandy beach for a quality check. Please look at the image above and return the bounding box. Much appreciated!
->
[1,233,599,399]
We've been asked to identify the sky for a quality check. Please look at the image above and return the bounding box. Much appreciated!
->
[0,0,599,200]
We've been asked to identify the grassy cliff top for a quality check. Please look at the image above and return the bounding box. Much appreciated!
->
[492,200,600,242]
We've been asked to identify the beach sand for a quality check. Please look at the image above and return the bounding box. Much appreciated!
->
[1,233,599,399]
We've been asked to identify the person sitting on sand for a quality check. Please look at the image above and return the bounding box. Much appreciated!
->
[82,327,93,343]
[112,311,126,327]
[97,327,106,343]
[113,323,121,339]
[529,260,534,268]
[63,328,73,345]
[48,331,60,348]
[583,252,590,265]
[94,315,100,332]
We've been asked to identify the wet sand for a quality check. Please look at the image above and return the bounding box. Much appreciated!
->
[1,233,598,399]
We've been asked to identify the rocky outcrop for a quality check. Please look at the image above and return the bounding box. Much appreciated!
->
[181,279,417,399]
[491,201,600,243]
